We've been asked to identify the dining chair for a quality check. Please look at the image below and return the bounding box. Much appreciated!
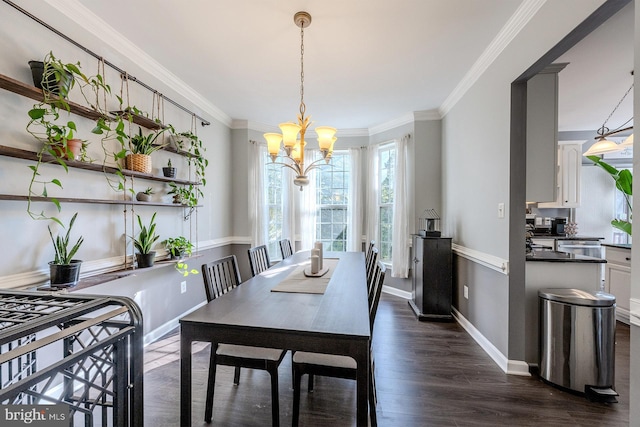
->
[248,244,271,277]
[279,238,294,259]
[291,260,386,427]
[201,255,287,426]
[366,246,379,298]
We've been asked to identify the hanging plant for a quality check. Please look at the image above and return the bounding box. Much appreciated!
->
[26,51,111,224]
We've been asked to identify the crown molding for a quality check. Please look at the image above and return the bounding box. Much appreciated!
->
[369,112,416,136]
[439,0,547,117]
[42,0,233,127]
[413,110,442,121]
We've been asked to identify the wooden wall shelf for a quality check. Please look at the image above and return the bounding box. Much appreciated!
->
[0,194,200,208]
[0,73,106,121]
[0,145,201,185]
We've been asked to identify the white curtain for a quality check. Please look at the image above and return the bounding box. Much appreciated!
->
[248,141,266,246]
[299,149,318,250]
[347,148,363,251]
[391,134,411,278]
[365,146,379,248]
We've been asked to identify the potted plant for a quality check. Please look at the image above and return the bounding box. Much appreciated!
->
[125,127,168,174]
[163,236,194,259]
[48,212,84,288]
[136,187,154,202]
[586,155,632,235]
[131,212,160,268]
[163,158,176,178]
[26,51,111,222]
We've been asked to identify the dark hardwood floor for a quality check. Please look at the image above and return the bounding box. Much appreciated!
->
[143,293,629,426]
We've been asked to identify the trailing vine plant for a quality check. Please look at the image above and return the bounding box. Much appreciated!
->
[26,51,111,225]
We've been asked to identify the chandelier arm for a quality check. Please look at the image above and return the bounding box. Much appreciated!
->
[600,82,634,132]
[303,158,334,175]
[271,159,303,175]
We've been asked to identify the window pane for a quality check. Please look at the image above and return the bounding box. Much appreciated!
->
[378,144,396,262]
[315,152,350,252]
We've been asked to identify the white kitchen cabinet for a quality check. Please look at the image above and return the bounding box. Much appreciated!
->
[538,142,583,208]
[604,245,631,324]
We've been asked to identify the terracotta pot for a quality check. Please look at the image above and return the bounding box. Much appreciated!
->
[51,139,82,160]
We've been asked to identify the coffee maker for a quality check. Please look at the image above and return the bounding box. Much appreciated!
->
[552,217,567,235]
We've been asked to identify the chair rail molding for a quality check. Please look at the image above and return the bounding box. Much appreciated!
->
[452,243,509,275]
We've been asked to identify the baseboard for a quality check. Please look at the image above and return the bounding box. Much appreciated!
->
[143,301,207,346]
[452,307,530,377]
[616,307,631,325]
[382,285,411,300]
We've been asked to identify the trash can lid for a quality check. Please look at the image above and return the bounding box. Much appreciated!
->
[538,288,616,307]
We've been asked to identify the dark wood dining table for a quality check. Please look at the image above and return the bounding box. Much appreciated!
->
[179,250,371,426]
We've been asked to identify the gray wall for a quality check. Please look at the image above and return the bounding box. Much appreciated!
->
[442,0,605,364]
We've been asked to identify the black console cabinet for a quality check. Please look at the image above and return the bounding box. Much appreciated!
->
[409,235,453,321]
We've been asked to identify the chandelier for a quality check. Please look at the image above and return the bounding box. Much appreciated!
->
[583,80,634,156]
[263,11,337,190]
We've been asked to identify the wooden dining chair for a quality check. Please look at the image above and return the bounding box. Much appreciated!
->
[201,255,287,426]
[248,244,271,277]
[279,238,294,259]
[291,261,386,427]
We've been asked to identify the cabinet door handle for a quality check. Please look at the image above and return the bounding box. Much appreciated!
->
[625,257,631,261]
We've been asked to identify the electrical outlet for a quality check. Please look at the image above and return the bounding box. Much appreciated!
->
[181,281,187,294]
[463,285,469,299]
[497,202,505,218]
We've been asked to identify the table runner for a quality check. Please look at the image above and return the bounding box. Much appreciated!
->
[270,258,339,294]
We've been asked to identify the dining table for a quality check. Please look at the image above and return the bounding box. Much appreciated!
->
[179,250,371,426]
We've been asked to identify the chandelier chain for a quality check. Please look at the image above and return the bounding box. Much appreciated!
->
[299,22,306,118]
[600,83,633,133]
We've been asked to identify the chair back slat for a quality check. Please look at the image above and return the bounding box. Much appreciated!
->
[279,239,293,259]
[201,255,242,302]
[366,247,379,295]
[248,245,271,277]
[369,261,386,331]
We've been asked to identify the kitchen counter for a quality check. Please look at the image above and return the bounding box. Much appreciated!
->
[526,250,606,263]
[602,243,631,250]
[531,233,604,241]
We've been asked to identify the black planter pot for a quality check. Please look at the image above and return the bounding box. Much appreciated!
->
[162,167,176,178]
[136,251,156,268]
[49,259,82,288]
[170,250,186,260]
[28,61,72,95]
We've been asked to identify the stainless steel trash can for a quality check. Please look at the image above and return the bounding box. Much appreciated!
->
[538,288,617,401]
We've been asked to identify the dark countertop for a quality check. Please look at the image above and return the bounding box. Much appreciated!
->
[531,234,604,241]
[602,243,632,250]
[526,250,606,263]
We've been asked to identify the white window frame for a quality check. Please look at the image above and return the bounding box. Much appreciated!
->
[315,150,350,252]
[378,143,395,263]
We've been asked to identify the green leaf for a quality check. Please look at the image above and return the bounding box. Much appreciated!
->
[28,108,47,119]
[51,179,63,188]
[611,219,632,236]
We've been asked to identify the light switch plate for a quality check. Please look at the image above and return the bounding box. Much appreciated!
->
[497,202,505,218]
[181,281,187,294]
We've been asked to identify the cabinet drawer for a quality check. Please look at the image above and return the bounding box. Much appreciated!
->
[605,247,631,266]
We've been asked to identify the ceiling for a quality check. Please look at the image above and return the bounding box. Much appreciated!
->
[49,1,634,134]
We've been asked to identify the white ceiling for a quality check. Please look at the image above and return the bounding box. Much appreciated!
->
[50,0,634,134]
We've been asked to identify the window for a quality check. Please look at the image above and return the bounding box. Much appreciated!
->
[378,144,395,262]
[613,167,632,244]
[265,159,286,260]
[315,151,350,251]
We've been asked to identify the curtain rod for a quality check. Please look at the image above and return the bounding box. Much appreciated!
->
[3,0,211,126]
